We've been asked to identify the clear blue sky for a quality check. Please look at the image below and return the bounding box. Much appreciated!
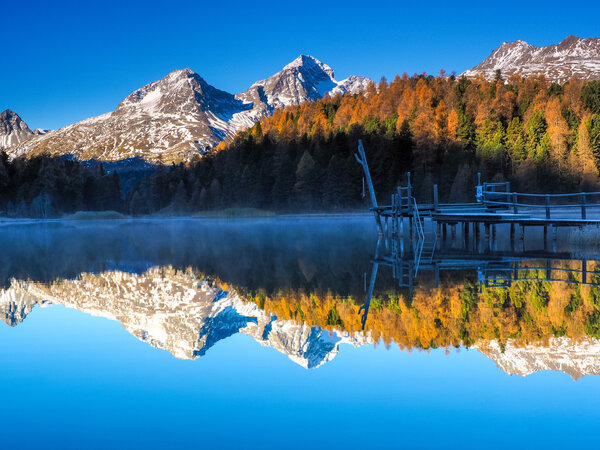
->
[2,0,599,130]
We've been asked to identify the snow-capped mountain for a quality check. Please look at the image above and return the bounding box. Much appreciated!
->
[0,268,370,368]
[2,268,600,376]
[6,56,371,164]
[0,110,34,150]
[461,35,600,83]
[476,338,600,380]
[237,55,370,110]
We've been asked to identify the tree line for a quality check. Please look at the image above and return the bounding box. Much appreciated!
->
[0,153,122,217]
[128,73,600,213]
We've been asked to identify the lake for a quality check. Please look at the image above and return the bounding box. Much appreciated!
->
[1,216,599,449]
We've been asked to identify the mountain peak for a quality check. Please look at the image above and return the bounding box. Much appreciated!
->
[283,55,334,77]
[165,67,197,81]
[0,109,33,150]
[560,35,580,45]
[462,36,600,83]
[497,39,533,51]
[0,109,22,122]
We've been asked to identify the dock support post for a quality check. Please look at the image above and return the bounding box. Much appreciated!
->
[583,259,587,284]
[581,193,587,220]
[545,195,550,219]
[433,184,439,212]
[552,226,557,252]
[513,194,518,214]
[519,224,525,251]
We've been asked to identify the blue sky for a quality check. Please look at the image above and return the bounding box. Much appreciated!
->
[2,0,599,130]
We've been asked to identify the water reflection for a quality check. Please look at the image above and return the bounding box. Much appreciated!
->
[1,218,600,378]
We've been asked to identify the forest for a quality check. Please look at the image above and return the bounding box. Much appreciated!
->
[241,260,600,350]
[1,73,600,216]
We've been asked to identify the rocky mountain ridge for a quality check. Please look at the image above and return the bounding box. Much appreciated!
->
[3,56,371,163]
[0,267,370,368]
[475,338,600,380]
[461,35,600,83]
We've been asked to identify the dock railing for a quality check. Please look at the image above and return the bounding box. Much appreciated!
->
[480,190,600,219]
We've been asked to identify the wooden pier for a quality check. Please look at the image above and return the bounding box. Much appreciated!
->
[355,140,600,244]
[355,139,600,327]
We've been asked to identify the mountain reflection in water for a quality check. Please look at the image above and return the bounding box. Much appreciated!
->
[1,217,600,378]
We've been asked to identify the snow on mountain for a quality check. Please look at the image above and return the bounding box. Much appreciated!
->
[328,75,373,96]
[237,55,370,109]
[7,56,371,164]
[0,268,370,368]
[0,110,34,150]
[476,338,600,380]
[2,269,600,375]
[461,35,600,83]
[0,284,45,326]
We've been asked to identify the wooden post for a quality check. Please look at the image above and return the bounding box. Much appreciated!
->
[545,194,550,219]
[397,187,403,214]
[513,193,518,214]
[433,184,439,212]
[355,140,383,233]
[583,259,587,284]
[581,193,587,220]
[519,224,525,251]
[510,223,515,250]
[407,172,412,214]
[483,182,488,208]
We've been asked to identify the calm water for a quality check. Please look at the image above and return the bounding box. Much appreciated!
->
[1,217,599,449]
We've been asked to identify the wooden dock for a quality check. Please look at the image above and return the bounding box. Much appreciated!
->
[355,140,600,243]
